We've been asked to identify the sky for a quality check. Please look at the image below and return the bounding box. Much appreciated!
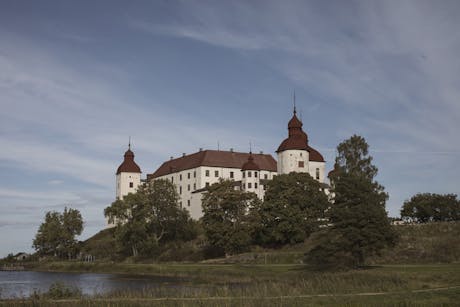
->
[1,0,459,257]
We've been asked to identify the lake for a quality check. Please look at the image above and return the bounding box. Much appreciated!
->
[0,270,186,299]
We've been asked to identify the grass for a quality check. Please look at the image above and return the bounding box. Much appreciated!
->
[3,263,460,306]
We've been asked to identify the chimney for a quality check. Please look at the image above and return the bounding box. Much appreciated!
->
[259,151,263,154]
[182,153,186,157]
[199,148,203,152]
[230,148,234,152]
[170,156,173,160]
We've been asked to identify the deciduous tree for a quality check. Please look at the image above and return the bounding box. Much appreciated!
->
[33,207,83,258]
[254,172,329,246]
[104,179,197,257]
[401,193,460,223]
[201,179,260,255]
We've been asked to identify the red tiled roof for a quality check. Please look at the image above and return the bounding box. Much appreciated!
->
[150,150,276,178]
[276,110,324,162]
[308,146,325,162]
[116,149,142,174]
[277,134,308,152]
[241,153,260,171]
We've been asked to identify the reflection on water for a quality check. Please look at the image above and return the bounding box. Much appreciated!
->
[0,271,185,298]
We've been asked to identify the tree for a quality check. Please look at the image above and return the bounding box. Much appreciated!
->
[33,207,83,258]
[401,193,460,223]
[306,135,398,270]
[104,179,197,257]
[253,172,329,246]
[201,179,260,255]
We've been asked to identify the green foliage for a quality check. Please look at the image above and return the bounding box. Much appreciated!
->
[401,193,460,223]
[254,172,329,246]
[30,282,82,300]
[104,179,197,257]
[32,207,83,258]
[306,135,398,270]
[201,179,260,255]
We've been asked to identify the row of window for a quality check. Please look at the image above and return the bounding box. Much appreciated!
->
[179,199,192,208]
[171,170,273,182]
[242,182,259,189]
[179,183,198,194]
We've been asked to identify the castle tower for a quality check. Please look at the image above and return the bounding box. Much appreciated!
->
[241,152,262,198]
[115,142,142,200]
[276,107,310,174]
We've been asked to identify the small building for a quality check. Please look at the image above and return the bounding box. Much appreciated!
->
[14,253,30,261]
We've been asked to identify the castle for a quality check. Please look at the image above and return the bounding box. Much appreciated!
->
[114,107,327,220]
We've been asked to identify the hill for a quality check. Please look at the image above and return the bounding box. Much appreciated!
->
[80,222,460,264]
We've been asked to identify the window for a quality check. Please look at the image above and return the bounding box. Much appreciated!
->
[263,184,266,190]
[264,174,268,179]
[193,183,196,190]
[248,171,252,178]
[242,172,245,178]
[129,182,133,188]
[188,172,190,179]
[180,174,182,181]
[215,170,219,177]
[179,186,182,194]
[188,184,190,191]
[187,200,190,207]
[255,183,258,188]
[248,183,252,189]
[242,183,245,189]
[300,153,302,157]
[171,177,174,183]
[179,201,182,208]
[206,182,210,187]
[298,161,305,168]
[205,170,210,177]
[194,171,196,178]
[254,172,258,178]
[230,171,234,178]
[316,168,320,180]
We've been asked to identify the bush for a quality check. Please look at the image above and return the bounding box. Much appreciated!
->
[30,282,82,300]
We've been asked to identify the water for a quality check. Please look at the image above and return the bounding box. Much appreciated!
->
[0,271,185,298]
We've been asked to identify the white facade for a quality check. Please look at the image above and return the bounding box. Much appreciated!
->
[277,149,310,175]
[155,165,276,219]
[116,172,141,200]
[308,161,326,183]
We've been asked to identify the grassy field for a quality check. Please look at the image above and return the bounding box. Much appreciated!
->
[3,222,459,305]
[3,263,460,306]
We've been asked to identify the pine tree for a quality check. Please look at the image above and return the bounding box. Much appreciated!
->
[306,135,398,269]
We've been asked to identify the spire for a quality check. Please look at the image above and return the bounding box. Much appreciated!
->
[117,141,141,174]
[242,150,260,171]
[293,90,297,114]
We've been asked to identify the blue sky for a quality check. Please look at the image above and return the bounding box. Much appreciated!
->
[1,0,459,257]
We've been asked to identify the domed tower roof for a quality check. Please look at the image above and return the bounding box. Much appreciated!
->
[116,144,141,174]
[277,108,309,152]
[241,152,260,171]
